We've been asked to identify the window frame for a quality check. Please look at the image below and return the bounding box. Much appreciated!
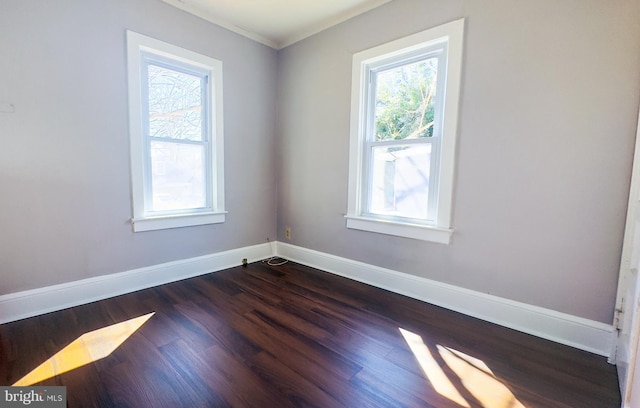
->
[346,19,464,244]
[363,50,446,223]
[126,31,225,232]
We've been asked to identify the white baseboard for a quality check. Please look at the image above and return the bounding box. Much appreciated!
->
[1,241,617,358]
[0,243,272,324]
[275,242,617,358]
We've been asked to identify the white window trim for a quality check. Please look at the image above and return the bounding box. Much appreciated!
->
[126,31,225,232]
[346,19,464,244]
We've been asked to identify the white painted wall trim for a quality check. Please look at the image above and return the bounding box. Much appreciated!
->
[160,0,392,50]
[1,240,616,358]
[275,242,616,357]
[0,243,272,324]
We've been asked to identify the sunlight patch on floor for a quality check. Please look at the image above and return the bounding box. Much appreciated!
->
[13,312,155,386]
[399,328,526,408]
[399,328,470,407]
[438,344,526,408]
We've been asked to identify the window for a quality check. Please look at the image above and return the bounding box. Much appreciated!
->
[346,19,464,244]
[127,31,225,232]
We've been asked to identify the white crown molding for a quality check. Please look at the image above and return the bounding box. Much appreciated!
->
[275,242,617,358]
[276,0,393,50]
[0,243,272,324]
[161,0,392,50]
[161,0,279,49]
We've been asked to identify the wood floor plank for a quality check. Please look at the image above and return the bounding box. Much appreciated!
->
[191,342,294,408]
[241,309,362,380]
[0,261,621,407]
[247,350,345,408]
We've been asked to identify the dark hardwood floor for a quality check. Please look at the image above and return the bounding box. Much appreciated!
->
[0,260,621,407]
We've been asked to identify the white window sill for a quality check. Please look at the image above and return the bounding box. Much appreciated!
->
[132,211,226,232]
[345,215,453,244]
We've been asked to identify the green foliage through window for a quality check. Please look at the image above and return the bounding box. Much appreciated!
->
[374,57,438,141]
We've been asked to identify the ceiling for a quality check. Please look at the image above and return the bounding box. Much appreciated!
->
[161,0,392,50]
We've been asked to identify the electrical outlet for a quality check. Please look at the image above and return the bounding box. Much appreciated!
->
[285,227,291,240]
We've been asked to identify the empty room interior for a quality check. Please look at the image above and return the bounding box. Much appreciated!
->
[2,0,640,406]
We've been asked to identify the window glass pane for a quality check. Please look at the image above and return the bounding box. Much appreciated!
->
[150,141,205,211]
[374,57,438,141]
[369,144,431,220]
[148,64,203,141]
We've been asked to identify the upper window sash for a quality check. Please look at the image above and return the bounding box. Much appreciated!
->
[140,54,212,142]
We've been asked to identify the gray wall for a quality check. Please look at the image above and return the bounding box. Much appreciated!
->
[276,0,640,323]
[0,0,278,294]
[2,0,639,326]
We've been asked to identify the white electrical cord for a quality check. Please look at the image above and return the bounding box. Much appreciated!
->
[263,238,289,266]
[264,256,288,266]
